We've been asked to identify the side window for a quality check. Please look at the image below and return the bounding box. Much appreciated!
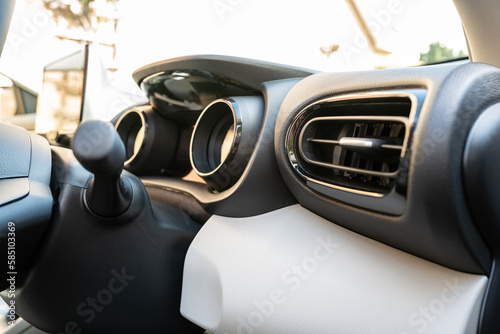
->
[0,74,17,118]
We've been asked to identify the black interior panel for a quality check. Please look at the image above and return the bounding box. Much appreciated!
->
[275,62,499,275]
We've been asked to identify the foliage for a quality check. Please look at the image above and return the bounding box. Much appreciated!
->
[420,42,467,64]
[41,0,118,32]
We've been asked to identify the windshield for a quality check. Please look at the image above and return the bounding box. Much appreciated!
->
[0,0,467,96]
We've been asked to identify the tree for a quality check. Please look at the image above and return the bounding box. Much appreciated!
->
[420,42,466,64]
[38,0,120,58]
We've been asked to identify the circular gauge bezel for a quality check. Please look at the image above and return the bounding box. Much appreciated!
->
[190,99,242,178]
[115,109,147,166]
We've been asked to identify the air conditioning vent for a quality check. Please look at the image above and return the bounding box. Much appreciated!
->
[286,90,425,214]
[299,116,407,194]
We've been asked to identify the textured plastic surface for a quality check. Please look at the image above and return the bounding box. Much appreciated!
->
[0,126,53,291]
[145,186,211,224]
[0,178,29,206]
[4,147,202,333]
[181,205,487,334]
[0,123,30,179]
[463,103,500,334]
[275,62,495,274]
[142,79,301,217]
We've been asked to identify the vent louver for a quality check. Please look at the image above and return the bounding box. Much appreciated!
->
[286,90,425,214]
[298,116,407,194]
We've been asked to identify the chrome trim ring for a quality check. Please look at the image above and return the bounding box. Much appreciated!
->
[285,89,425,198]
[190,98,242,178]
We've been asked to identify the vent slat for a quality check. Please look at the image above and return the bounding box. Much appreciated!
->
[297,115,409,195]
[307,138,340,145]
[381,144,403,151]
[307,137,404,152]
[301,158,399,178]
[285,91,424,213]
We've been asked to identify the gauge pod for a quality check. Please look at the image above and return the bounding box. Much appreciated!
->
[190,97,264,191]
[115,107,188,176]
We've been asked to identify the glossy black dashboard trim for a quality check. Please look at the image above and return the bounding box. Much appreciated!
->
[132,55,316,91]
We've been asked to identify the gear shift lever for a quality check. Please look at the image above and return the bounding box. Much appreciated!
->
[72,120,132,217]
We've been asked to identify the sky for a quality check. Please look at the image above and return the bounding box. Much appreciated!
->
[114,0,466,72]
[0,0,467,94]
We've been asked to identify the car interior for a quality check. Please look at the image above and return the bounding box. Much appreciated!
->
[1,0,500,333]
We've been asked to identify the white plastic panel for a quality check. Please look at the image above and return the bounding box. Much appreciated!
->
[181,205,487,334]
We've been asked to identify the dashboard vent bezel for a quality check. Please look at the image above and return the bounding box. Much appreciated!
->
[285,89,426,215]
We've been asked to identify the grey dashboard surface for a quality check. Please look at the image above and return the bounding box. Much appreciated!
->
[275,62,498,275]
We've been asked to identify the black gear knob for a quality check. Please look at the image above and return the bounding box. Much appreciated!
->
[72,120,132,217]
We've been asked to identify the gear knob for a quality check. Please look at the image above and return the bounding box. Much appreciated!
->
[73,121,125,176]
[72,121,132,217]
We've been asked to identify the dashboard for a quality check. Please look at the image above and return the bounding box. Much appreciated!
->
[106,55,498,333]
[115,55,490,272]
[2,54,500,334]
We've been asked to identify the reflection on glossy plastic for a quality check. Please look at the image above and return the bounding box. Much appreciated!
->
[141,70,257,124]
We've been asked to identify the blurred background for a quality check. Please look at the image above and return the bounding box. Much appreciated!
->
[0,0,468,97]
